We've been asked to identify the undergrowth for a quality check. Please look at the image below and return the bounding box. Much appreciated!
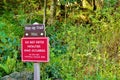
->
[0,1,120,80]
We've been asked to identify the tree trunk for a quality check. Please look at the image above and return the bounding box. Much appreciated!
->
[50,0,57,24]
[43,0,47,26]
[93,0,96,10]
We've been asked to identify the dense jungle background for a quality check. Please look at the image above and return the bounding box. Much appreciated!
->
[0,0,120,80]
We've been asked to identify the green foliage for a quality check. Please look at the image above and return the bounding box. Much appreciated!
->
[0,0,120,80]
[0,15,24,77]
[0,20,20,59]
[42,5,120,79]
[104,0,118,7]
[0,57,16,74]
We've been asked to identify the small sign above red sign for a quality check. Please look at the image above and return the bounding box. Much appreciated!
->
[24,24,45,37]
[21,37,49,62]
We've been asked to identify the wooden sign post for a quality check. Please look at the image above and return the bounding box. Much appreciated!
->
[21,22,49,80]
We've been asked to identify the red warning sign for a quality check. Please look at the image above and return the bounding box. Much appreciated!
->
[21,37,49,62]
